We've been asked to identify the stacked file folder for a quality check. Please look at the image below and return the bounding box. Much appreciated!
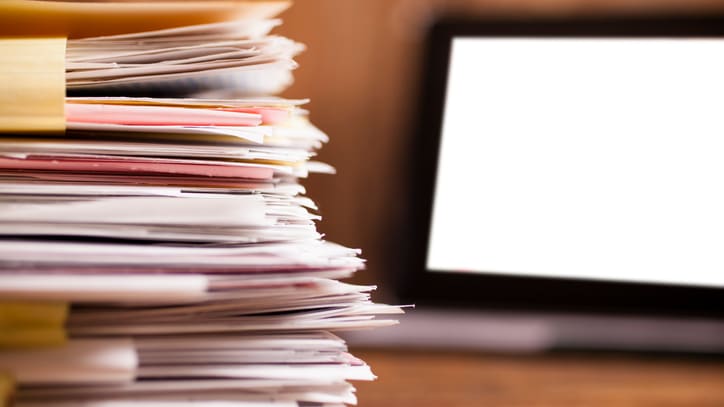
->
[0,1,401,406]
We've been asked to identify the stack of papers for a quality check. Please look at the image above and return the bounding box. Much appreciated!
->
[66,20,302,96]
[0,2,402,406]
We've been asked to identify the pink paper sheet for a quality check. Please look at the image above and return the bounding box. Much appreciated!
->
[66,103,263,126]
[0,171,274,188]
[0,156,273,179]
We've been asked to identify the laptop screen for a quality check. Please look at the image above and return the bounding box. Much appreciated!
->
[426,37,724,288]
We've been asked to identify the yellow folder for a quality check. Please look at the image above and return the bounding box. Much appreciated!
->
[0,37,66,133]
[0,302,68,349]
[0,0,290,39]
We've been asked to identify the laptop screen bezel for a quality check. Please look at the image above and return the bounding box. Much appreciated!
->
[402,16,724,317]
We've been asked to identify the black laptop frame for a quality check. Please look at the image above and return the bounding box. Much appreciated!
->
[402,16,724,317]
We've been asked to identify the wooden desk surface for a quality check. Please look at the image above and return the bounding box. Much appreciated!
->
[354,349,724,406]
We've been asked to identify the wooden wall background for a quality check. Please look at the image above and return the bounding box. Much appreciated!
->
[276,0,724,301]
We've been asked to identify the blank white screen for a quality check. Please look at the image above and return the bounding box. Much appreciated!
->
[426,37,724,287]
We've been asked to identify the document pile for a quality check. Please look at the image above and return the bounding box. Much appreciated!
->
[0,1,402,406]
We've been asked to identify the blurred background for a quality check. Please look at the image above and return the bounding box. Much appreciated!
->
[277,0,724,301]
[276,2,724,406]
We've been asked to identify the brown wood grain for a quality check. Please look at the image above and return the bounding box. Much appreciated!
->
[353,349,724,406]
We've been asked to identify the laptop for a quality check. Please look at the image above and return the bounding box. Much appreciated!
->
[347,16,724,353]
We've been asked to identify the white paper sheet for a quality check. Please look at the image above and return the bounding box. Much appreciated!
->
[0,339,137,385]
